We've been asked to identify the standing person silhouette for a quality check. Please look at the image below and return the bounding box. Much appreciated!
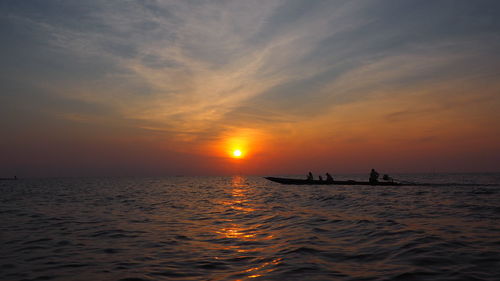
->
[307,172,313,181]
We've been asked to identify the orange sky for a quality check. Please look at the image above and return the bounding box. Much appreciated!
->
[1,1,500,177]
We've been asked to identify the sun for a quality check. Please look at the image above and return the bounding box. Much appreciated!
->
[232,149,243,158]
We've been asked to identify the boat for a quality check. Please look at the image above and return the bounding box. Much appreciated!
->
[264,176,402,186]
[264,176,500,187]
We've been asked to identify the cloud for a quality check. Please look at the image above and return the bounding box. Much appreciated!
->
[2,0,500,165]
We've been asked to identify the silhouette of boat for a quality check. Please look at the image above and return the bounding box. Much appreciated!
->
[264,177,500,187]
[264,177,401,186]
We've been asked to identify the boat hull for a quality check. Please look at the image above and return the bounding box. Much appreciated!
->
[264,177,401,186]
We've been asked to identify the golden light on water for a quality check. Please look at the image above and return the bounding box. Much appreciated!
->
[212,176,282,279]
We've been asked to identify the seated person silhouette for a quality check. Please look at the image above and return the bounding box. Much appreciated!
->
[326,173,334,182]
[382,174,394,182]
[369,169,379,184]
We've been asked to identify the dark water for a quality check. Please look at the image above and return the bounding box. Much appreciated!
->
[1,174,500,281]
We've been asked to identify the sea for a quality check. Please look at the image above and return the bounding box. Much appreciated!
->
[1,173,500,281]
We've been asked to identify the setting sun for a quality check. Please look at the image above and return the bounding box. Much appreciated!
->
[232,149,243,158]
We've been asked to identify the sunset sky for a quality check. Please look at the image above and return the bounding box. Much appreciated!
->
[1,0,500,177]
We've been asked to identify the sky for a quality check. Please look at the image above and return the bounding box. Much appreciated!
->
[1,0,500,177]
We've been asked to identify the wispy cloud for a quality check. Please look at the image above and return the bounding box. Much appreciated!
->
[2,0,500,174]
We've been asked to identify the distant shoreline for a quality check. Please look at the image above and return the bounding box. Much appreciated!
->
[0,177,17,180]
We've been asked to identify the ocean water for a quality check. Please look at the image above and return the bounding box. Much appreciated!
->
[1,174,500,281]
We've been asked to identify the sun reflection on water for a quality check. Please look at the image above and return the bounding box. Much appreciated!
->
[216,225,257,239]
[213,176,282,280]
[217,176,257,213]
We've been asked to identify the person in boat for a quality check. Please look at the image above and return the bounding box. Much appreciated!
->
[369,169,379,183]
[326,173,334,182]
[319,175,323,181]
[307,172,313,181]
[382,174,393,182]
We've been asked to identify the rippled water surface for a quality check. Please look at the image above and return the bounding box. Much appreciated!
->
[1,174,500,281]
